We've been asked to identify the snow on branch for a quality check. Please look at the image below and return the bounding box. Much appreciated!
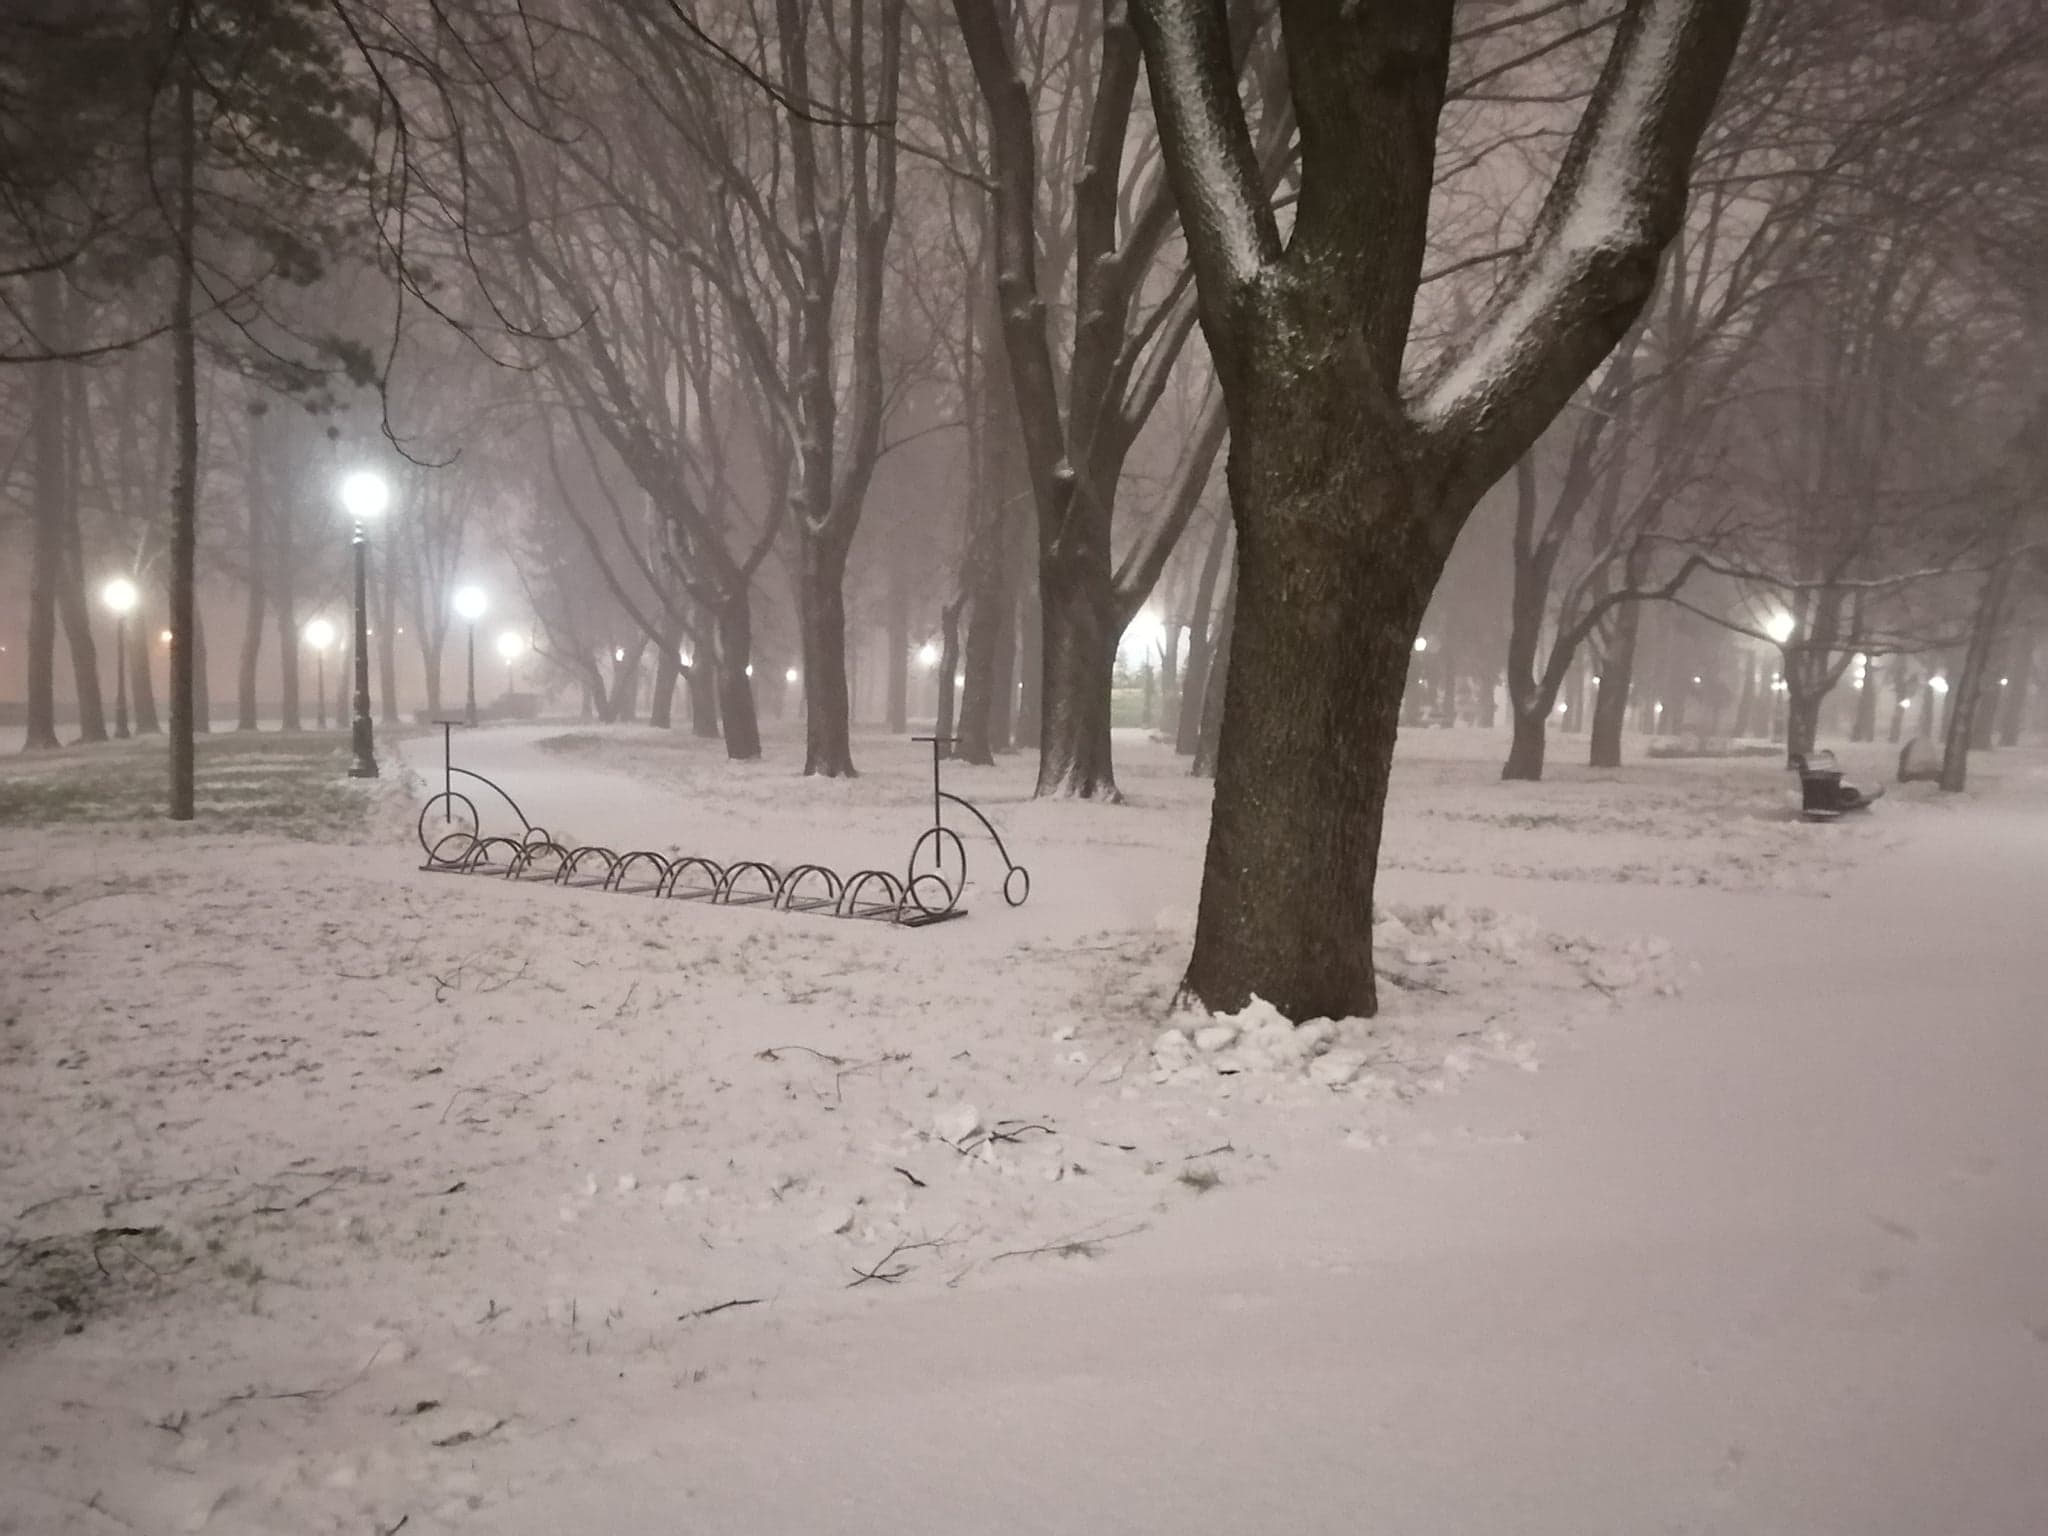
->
[1129,0,1281,312]
[1417,0,1748,512]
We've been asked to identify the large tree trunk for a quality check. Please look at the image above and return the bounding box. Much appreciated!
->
[191,606,211,734]
[1183,453,1441,1020]
[797,533,857,776]
[1784,681,1822,762]
[54,352,109,743]
[713,595,761,761]
[1503,706,1548,780]
[955,483,1011,766]
[166,66,200,817]
[1035,560,1119,798]
[23,277,65,751]
[1588,598,1640,768]
[1014,579,1043,748]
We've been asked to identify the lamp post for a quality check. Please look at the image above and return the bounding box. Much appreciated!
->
[496,630,525,698]
[453,585,487,726]
[305,617,336,729]
[101,578,137,739]
[339,470,391,777]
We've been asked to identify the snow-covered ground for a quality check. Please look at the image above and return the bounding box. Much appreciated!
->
[3,725,2045,1534]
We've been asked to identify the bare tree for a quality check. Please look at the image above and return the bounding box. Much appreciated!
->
[1131,0,1748,1019]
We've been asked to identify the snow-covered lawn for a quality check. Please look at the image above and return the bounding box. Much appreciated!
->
[4,725,2045,1534]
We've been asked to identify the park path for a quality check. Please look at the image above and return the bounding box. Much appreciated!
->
[485,775,2048,1536]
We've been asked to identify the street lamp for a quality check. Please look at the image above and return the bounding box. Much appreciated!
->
[304,617,337,729]
[338,470,391,777]
[101,578,137,739]
[1764,612,1795,645]
[452,585,487,726]
[496,629,525,696]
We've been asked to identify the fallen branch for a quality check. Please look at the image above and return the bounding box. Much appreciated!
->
[678,1297,762,1321]
[892,1166,926,1189]
[988,1223,1150,1264]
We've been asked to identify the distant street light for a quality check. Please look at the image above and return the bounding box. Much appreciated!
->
[101,578,138,739]
[452,585,487,726]
[1929,675,1950,696]
[338,470,392,777]
[304,617,337,729]
[1413,636,1428,653]
[1764,612,1796,645]
[495,629,525,695]
[784,667,800,685]
[916,641,940,670]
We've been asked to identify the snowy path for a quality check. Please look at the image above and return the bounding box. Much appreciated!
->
[492,795,2048,1536]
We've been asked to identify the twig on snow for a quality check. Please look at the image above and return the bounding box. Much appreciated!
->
[678,1297,762,1320]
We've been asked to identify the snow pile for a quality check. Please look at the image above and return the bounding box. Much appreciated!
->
[1148,902,1688,1099]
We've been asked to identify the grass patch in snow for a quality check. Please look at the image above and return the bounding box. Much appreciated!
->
[0,733,376,838]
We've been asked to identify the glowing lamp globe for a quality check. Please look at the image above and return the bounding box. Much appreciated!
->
[338,470,390,522]
[304,617,337,652]
[1764,612,1795,645]
[452,586,487,622]
[496,631,526,662]
[102,577,138,616]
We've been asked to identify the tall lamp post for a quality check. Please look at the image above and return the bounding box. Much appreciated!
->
[305,617,336,729]
[101,578,137,739]
[453,585,487,725]
[339,470,391,778]
[496,630,525,699]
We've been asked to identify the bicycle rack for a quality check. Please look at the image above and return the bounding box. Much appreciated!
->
[416,724,1031,928]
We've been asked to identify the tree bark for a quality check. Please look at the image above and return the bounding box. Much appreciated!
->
[23,275,64,751]
[1176,511,1232,755]
[934,600,963,747]
[1015,578,1043,747]
[713,595,761,760]
[132,587,161,735]
[1035,563,1119,797]
[1503,707,1548,780]
[167,63,200,817]
[798,532,857,775]
[1192,566,1233,779]
[237,449,267,731]
[649,627,682,729]
[1941,556,2014,792]
[1588,599,1640,768]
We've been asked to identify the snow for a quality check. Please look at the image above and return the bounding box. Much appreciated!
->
[4,724,2047,1533]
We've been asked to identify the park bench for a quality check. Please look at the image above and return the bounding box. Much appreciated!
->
[415,725,1029,928]
[1789,750,1883,821]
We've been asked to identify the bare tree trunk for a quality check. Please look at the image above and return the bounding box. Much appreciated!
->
[989,570,1017,752]
[686,659,719,738]
[1588,598,1640,768]
[237,455,267,731]
[649,627,681,729]
[1503,706,1548,780]
[934,600,963,747]
[1998,629,2033,746]
[273,480,300,734]
[1015,578,1042,747]
[166,64,200,817]
[23,276,64,751]
[132,586,161,735]
[1176,511,1231,755]
[884,567,909,736]
[1192,566,1233,778]
[714,595,761,761]
[1035,561,1118,798]
[1851,659,1878,741]
[1941,558,2014,792]
[191,606,211,734]
[55,512,109,745]
[797,533,856,775]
